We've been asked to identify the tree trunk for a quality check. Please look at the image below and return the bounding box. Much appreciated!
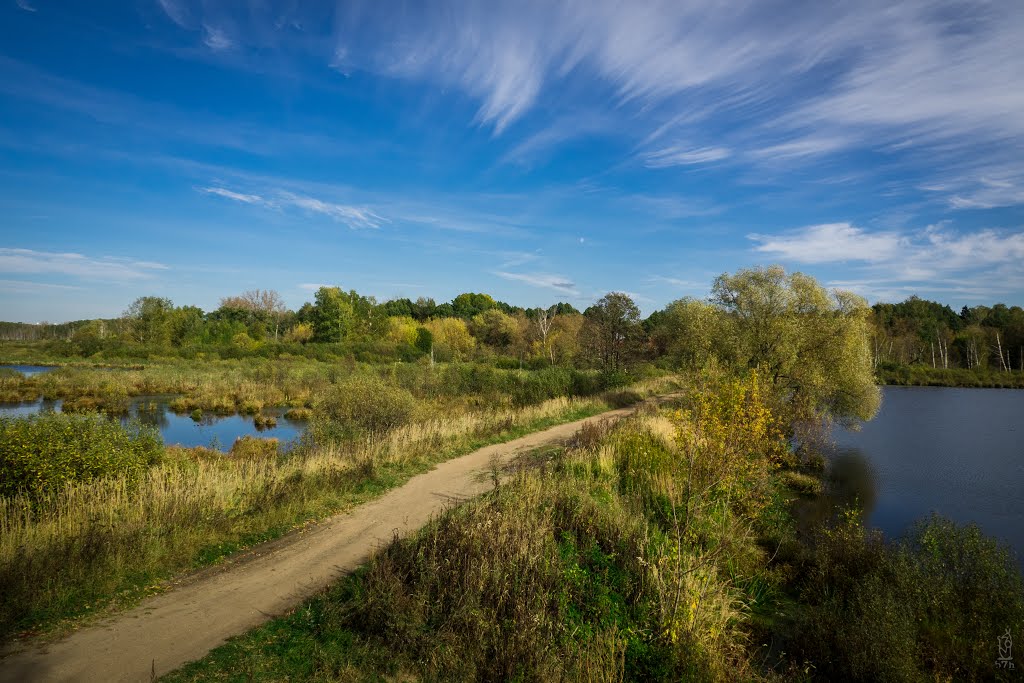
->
[996,332,1008,372]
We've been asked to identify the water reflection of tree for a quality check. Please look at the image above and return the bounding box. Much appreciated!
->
[132,399,170,430]
[793,448,878,534]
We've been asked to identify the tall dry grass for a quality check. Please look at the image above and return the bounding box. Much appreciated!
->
[0,388,653,640]
[166,384,781,682]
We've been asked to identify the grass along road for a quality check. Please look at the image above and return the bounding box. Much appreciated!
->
[0,396,672,683]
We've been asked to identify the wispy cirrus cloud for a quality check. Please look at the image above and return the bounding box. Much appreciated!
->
[198,186,385,229]
[0,248,168,280]
[643,145,730,168]
[127,0,1024,209]
[15,0,36,12]
[495,271,579,296]
[198,187,262,204]
[278,192,384,229]
[648,275,708,291]
[0,279,82,293]
[157,0,189,27]
[202,25,233,51]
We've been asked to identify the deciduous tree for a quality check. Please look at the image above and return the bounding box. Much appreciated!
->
[711,266,879,427]
[582,292,642,372]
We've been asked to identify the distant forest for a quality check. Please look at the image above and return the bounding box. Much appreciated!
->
[1,286,1022,373]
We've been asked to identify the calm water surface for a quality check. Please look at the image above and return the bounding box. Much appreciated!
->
[0,396,305,449]
[821,386,1024,560]
[1,364,58,376]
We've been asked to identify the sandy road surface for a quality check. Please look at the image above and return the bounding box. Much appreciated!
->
[0,399,660,682]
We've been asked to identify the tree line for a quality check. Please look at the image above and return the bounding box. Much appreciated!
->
[871,297,1024,371]
[2,267,892,428]
[3,276,1020,378]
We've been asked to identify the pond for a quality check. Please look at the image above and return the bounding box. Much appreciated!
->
[0,396,306,450]
[812,386,1024,562]
[1,364,59,377]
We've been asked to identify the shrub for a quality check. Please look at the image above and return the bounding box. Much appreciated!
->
[230,436,279,460]
[780,470,822,496]
[792,512,1024,681]
[309,374,416,443]
[0,412,162,497]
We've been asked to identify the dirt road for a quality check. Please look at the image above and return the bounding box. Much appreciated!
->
[0,400,654,682]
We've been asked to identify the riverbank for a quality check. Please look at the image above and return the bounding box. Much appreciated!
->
[876,364,1024,388]
[163,372,1024,682]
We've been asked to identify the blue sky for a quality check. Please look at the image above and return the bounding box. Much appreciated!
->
[1,0,1023,322]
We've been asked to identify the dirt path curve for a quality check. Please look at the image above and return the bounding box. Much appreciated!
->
[0,399,663,683]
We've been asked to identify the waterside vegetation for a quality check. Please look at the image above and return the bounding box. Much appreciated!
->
[0,379,670,641]
[166,369,1023,682]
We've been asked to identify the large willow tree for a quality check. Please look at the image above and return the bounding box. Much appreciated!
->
[711,266,880,428]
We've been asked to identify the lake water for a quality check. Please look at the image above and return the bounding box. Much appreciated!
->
[0,396,306,450]
[820,386,1024,561]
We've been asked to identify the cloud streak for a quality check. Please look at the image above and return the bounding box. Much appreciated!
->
[198,186,385,229]
[643,145,730,168]
[495,271,579,296]
[0,248,168,280]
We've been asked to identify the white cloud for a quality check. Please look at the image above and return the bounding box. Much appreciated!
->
[944,174,1024,210]
[750,223,904,263]
[495,271,579,296]
[749,222,1024,301]
[15,0,36,12]
[748,136,852,162]
[277,192,384,229]
[0,248,168,280]
[198,186,263,204]
[643,145,730,168]
[920,225,1024,271]
[197,186,384,229]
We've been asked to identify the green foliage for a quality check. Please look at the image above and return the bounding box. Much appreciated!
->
[872,296,1024,371]
[0,412,162,496]
[310,286,355,343]
[414,326,433,354]
[470,308,519,348]
[712,265,880,427]
[123,296,175,347]
[309,374,417,442]
[876,363,1024,388]
[582,292,643,372]
[649,297,721,369]
[792,512,1024,682]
